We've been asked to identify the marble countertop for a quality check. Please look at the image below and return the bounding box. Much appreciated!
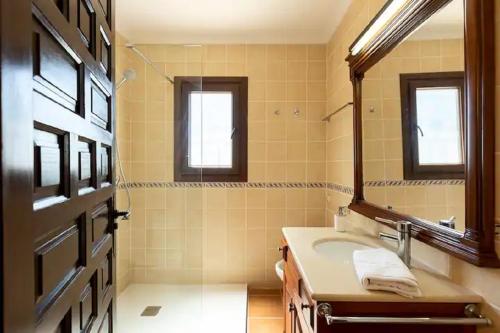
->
[282,227,482,303]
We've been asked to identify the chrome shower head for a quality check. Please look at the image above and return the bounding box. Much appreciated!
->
[125,43,174,84]
[123,68,137,81]
[116,68,137,90]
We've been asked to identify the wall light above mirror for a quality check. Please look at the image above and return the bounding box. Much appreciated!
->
[346,0,498,267]
[351,0,408,55]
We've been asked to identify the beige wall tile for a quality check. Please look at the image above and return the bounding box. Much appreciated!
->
[287,82,307,100]
[247,209,266,229]
[227,189,246,209]
[267,163,286,181]
[247,45,267,64]
[118,41,326,289]
[247,189,266,208]
[308,62,326,81]
[267,45,286,62]
[287,45,307,61]
[204,45,226,62]
[227,209,246,229]
[247,229,266,268]
[266,81,286,100]
[227,45,246,63]
[267,61,286,80]
[267,142,287,161]
[266,189,286,209]
[287,61,307,81]
[308,45,326,61]
[266,209,286,229]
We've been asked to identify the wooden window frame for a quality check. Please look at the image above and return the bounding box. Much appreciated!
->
[400,71,465,180]
[174,76,248,182]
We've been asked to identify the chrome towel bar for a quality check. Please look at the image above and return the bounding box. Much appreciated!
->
[317,303,492,326]
[321,102,353,122]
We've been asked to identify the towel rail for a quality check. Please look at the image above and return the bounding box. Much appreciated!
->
[317,303,492,326]
[321,102,353,122]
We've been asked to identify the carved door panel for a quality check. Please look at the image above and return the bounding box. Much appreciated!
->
[1,0,116,332]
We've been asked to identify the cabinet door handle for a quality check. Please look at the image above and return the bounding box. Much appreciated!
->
[288,302,295,312]
[301,303,310,310]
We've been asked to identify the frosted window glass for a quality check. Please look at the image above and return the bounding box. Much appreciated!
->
[416,87,463,165]
[189,92,233,168]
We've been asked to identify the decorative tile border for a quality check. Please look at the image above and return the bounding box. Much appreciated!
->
[117,180,460,192]
[325,183,354,195]
[364,179,465,187]
[117,181,327,190]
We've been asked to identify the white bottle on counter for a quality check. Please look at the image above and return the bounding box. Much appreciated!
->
[333,206,349,232]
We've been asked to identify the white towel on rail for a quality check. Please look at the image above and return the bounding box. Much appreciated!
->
[353,248,421,298]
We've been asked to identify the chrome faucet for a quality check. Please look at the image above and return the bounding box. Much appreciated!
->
[375,217,412,267]
[439,216,456,229]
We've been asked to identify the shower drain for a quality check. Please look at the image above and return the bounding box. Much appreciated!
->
[141,306,162,317]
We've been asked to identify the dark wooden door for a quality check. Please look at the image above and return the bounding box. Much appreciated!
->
[1,0,116,332]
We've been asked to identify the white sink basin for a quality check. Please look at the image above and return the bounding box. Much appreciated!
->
[313,239,371,262]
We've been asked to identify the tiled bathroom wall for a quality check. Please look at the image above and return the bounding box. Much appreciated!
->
[116,43,328,288]
[116,2,500,329]
[325,1,500,332]
[362,38,466,230]
[116,33,133,293]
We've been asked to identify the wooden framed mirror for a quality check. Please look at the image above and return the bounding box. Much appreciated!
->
[347,0,499,267]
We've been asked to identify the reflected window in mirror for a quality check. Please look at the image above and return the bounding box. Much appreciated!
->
[359,0,466,232]
[400,72,465,180]
[174,77,248,182]
[348,0,499,265]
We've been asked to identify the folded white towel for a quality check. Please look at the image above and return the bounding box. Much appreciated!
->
[353,248,422,298]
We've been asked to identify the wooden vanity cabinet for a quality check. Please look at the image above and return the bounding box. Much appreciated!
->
[281,239,477,333]
[282,240,314,333]
[284,289,304,333]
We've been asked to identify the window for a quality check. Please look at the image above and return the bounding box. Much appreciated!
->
[400,72,465,180]
[174,77,248,182]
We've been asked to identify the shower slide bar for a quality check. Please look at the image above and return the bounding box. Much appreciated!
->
[125,43,175,84]
[317,303,492,326]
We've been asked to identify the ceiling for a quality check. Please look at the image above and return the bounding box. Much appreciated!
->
[116,0,352,44]
[408,0,463,40]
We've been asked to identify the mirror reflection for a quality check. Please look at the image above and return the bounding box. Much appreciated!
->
[362,0,465,231]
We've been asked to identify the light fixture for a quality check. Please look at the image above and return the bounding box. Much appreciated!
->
[351,0,407,55]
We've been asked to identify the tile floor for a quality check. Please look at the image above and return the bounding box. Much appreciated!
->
[117,284,247,333]
[247,289,284,333]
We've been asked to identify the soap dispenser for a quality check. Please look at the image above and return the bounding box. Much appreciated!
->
[333,206,349,232]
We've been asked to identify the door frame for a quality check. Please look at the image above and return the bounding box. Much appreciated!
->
[1,0,36,332]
